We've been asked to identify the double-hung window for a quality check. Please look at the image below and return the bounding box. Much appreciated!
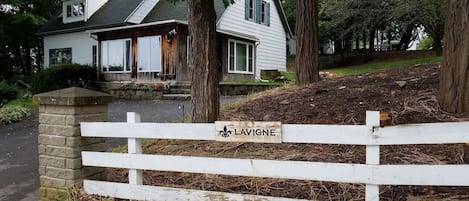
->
[245,0,270,26]
[228,39,254,74]
[63,0,86,23]
[247,0,255,21]
[101,39,132,73]
[261,1,267,24]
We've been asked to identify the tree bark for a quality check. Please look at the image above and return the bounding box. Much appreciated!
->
[188,0,220,123]
[295,0,319,85]
[439,0,469,114]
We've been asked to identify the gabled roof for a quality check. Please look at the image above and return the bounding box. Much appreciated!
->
[142,0,227,23]
[37,0,144,36]
[37,0,292,39]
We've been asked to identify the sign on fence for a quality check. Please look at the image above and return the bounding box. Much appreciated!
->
[215,121,282,143]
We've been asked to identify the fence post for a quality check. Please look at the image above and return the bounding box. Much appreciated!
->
[365,111,380,201]
[127,112,143,185]
[33,87,112,200]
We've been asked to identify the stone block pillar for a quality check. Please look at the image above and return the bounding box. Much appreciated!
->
[33,87,112,200]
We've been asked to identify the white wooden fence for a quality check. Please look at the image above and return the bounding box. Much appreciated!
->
[80,111,469,201]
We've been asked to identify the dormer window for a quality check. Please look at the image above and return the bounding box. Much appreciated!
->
[66,2,85,18]
[63,0,86,23]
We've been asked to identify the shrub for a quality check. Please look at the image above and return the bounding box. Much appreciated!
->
[0,105,30,125]
[417,37,434,50]
[0,80,18,105]
[31,64,98,94]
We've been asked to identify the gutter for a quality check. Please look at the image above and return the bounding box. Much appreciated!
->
[36,22,127,36]
[87,19,188,34]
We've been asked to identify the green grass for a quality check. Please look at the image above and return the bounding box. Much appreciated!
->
[327,56,442,77]
[7,99,38,109]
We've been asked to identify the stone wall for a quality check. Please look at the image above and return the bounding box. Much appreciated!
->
[110,89,164,100]
[33,87,112,200]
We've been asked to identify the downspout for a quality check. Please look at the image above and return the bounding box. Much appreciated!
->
[88,32,100,82]
[255,41,265,81]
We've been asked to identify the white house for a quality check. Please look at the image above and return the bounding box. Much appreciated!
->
[37,0,292,83]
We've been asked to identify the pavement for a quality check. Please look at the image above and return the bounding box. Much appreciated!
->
[0,96,245,201]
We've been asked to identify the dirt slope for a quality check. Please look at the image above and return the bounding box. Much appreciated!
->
[83,64,469,201]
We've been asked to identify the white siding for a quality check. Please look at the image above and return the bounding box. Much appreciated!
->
[217,0,287,79]
[86,0,108,21]
[126,0,160,24]
[43,32,98,67]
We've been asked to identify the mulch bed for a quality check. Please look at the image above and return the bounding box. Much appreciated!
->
[82,64,469,201]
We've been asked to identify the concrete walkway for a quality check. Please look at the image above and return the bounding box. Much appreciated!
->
[0,96,245,201]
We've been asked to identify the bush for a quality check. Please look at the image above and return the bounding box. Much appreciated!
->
[417,37,434,50]
[0,105,30,125]
[0,80,18,105]
[31,64,98,94]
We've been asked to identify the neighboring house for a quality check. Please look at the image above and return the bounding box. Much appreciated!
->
[37,0,292,83]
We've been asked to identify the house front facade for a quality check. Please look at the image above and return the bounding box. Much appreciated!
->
[37,0,292,84]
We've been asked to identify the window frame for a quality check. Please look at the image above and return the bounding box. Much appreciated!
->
[261,1,267,24]
[62,0,87,22]
[49,48,72,66]
[137,35,162,73]
[227,39,255,75]
[247,0,255,22]
[101,38,132,73]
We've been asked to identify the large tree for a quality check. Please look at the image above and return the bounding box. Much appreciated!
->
[187,0,220,122]
[439,0,469,113]
[0,0,61,78]
[295,0,319,85]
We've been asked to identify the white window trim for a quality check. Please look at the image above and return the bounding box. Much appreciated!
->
[63,0,86,23]
[228,39,255,75]
[187,36,191,64]
[260,1,267,25]
[247,0,255,22]
[137,35,162,73]
[101,38,132,74]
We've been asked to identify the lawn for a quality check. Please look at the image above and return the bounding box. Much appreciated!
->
[327,56,442,76]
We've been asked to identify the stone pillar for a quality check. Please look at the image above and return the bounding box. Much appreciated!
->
[33,87,112,200]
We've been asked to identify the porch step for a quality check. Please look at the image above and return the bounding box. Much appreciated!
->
[162,94,191,100]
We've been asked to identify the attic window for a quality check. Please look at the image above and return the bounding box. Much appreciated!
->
[66,2,85,18]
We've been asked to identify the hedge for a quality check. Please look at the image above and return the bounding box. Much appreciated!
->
[31,64,98,94]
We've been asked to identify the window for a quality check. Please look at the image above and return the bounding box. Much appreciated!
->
[261,1,266,24]
[49,48,72,66]
[92,45,97,67]
[228,40,254,74]
[101,39,132,73]
[245,0,270,26]
[247,0,255,21]
[138,36,162,72]
[66,2,85,18]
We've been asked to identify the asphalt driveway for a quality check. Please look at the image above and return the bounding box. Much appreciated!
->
[0,96,245,201]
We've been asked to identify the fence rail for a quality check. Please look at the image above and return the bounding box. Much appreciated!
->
[81,111,469,201]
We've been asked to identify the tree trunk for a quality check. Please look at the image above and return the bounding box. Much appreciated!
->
[368,27,375,58]
[433,35,443,56]
[439,0,469,114]
[355,33,360,51]
[295,0,319,85]
[188,0,220,123]
[362,31,367,50]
